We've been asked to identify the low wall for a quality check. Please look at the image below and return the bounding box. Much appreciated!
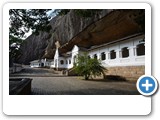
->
[9,63,23,74]
[67,68,78,76]
[104,65,145,81]
[9,78,32,95]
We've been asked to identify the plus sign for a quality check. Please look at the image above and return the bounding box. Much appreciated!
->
[142,79,153,91]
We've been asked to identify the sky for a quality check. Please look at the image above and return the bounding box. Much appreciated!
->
[22,9,55,39]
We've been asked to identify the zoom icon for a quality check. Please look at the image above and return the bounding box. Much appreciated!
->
[137,75,158,96]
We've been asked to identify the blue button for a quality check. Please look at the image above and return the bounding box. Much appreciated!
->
[137,75,158,96]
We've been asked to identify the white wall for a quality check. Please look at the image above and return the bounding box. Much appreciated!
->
[44,61,51,67]
[58,57,67,69]
[51,57,72,69]
[51,48,59,69]
[66,58,72,69]
[88,35,145,67]
[71,45,79,68]
[51,35,145,70]
[30,63,40,68]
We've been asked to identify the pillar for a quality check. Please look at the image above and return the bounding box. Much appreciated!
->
[115,49,120,59]
[128,46,137,57]
[97,53,101,60]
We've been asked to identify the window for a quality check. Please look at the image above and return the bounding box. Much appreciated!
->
[101,52,106,60]
[66,60,68,64]
[60,60,64,65]
[136,43,145,56]
[121,47,129,58]
[94,54,97,59]
[69,59,71,64]
[110,50,116,59]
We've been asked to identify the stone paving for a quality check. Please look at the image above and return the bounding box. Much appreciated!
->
[30,76,139,95]
[10,67,140,95]
[10,66,61,76]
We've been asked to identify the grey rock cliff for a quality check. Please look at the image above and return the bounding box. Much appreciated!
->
[18,10,111,64]
[18,9,144,64]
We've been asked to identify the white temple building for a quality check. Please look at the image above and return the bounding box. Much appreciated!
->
[30,33,145,80]
[51,34,145,69]
[30,58,52,68]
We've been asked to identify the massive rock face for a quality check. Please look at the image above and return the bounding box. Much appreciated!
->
[18,9,144,64]
[18,31,49,64]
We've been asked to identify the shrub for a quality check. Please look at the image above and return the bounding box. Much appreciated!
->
[74,53,106,80]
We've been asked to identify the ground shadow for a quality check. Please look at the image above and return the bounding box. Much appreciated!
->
[104,75,127,81]
[84,75,127,83]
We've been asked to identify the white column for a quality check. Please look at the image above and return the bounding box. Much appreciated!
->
[97,53,101,60]
[108,52,110,59]
[44,58,46,67]
[105,51,109,60]
[105,51,109,65]
[119,50,122,58]
[115,49,120,64]
[128,46,137,57]
[128,46,137,63]
[115,49,120,59]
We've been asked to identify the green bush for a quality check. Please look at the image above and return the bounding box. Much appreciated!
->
[74,53,106,80]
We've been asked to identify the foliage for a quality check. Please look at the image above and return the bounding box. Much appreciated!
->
[74,53,106,80]
[9,9,51,62]
[9,9,102,62]
[53,9,70,16]
[52,9,102,18]
[9,35,23,62]
[9,9,51,37]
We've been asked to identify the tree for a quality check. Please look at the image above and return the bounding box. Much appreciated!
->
[53,9,102,18]
[9,9,52,63]
[9,35,23,65]
[74,53,106,80]
[9,9,52,37]
[9,9,102,63]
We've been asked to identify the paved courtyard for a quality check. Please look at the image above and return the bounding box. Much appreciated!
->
[30,76,139,95]
[10,67,140,95]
